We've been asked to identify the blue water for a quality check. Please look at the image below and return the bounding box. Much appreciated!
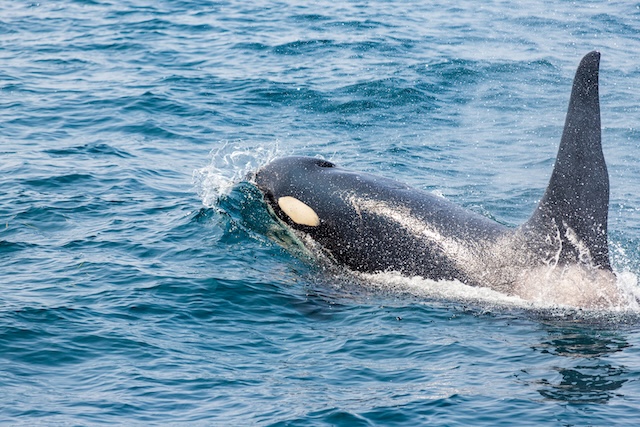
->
[2,0,640,425]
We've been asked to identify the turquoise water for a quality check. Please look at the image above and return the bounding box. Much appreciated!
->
[2,0,640,425]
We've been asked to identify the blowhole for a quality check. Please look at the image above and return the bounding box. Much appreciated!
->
[316,159,335,168]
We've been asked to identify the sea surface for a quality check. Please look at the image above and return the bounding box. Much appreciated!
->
[2,1,640,425]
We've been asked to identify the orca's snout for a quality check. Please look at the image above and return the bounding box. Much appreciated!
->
[254,156,335,196]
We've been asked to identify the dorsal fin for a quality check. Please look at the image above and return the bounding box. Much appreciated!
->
[525,51,611,270]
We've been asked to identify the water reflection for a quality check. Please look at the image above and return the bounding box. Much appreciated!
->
[531,326,630,404]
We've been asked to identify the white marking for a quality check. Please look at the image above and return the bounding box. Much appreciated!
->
[278,196,320,227]
[564,222,594,265]
[347,195,469,260]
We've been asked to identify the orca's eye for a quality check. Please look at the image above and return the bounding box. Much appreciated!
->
[316,159,335,168]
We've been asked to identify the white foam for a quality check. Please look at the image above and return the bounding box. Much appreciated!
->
[361,271,529,307]
[193,141,280,208]
[357,268,640,313]
[512,266,640,311]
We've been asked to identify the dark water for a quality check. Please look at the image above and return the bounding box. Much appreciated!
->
[2,1,640,425]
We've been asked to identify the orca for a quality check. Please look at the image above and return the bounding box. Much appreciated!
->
[253,52,624,306]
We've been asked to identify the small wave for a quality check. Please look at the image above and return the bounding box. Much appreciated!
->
[272,39,334,56]
[193,141,280,208]
[44,142,133,159]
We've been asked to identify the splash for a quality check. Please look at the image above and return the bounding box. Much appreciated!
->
[511,266,639,311]
[193,141,280,208]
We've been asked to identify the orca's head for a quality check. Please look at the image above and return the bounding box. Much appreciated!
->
[254,156,338,231]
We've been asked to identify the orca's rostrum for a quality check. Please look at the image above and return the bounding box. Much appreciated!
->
[253,52,627,307]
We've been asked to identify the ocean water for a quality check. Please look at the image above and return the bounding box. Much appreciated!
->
[2,0,640,425]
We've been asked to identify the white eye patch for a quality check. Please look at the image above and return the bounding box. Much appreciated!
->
[277,196,320,227]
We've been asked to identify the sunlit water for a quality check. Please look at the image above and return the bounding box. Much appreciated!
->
[2,1,640,425]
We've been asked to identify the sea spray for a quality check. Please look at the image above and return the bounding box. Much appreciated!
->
[193,141,281,208]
